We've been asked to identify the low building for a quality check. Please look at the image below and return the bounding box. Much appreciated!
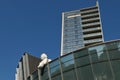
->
[15,53,41,80]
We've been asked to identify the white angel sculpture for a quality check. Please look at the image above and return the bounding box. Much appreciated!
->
[38,53,51,68]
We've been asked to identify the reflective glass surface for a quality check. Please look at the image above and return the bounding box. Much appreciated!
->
[62,10,84,54]
[51,75,61,80]
[77,65,94,80]
[89,45,108,63]
[50,59,60,77]
[75,55,90,67]
[41,66,49,80]
[106,42,120,59]
[63,70,77,80]
[61,54,74,71]
[74,49,89,58]
[111,60,120,80]
[28,40,120,80]
[92,62,114,80]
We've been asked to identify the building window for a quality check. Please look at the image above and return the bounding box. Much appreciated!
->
[106,42,120,59]
[51,75,61,80]
[40,66,49,80]
[92,62,114,80]
[61,54,74,71]
[88,45,108,63]
[63,70,77,80]
[50,59,60,77]
[77,65,94,80]
[111,60,120,80]
[75,55,90,67]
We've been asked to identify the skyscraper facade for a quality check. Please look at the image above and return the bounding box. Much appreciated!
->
[61,1,104,55]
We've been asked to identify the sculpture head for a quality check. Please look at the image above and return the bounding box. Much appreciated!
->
[41,53,47,60]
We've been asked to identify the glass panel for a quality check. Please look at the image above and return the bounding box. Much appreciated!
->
[77,65,94,80]
[74,49,88,58]
[106,42,120,59]
[63,10,84,54]
[111,60,120,80]
[61,54,74,62]
[51,75,61,80]
[32,70,38,80]
[92,62,114,80]
[106,42,119,50]
[50,59,59,68]
[75,55,90,67]
[42,71,49,80]
[40,66,49,80]
[50,65,60,76]
[89,44,108,63]
[61,54,75,71]
[108,49,120,59]
[118,42,120,51]
[50,59,60,77]
[63,70,77,80]
[61,59,74,71]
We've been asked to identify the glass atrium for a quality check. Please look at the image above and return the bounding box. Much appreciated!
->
[28,40,120,80]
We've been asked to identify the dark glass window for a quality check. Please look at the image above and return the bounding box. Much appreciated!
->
[77,65,94,80]
[74,49,89,58]
[63,70,77,80]
[111,60,120,80]
[40,66,49,80]
[106,42,119,50]
[89,45,108,63]
[106,42,120,59]
[50,59,60,77]
[51,75,61,80]
[61,54,74,62]
[75,55,90,67]
[92,62,114,80]
[61,54,74,71]
[118,42,120,51]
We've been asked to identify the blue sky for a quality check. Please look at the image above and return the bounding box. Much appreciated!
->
[0,0,120,80]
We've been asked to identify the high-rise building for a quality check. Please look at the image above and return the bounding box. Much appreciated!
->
[61,1,104,55]
[15,53,41,80]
